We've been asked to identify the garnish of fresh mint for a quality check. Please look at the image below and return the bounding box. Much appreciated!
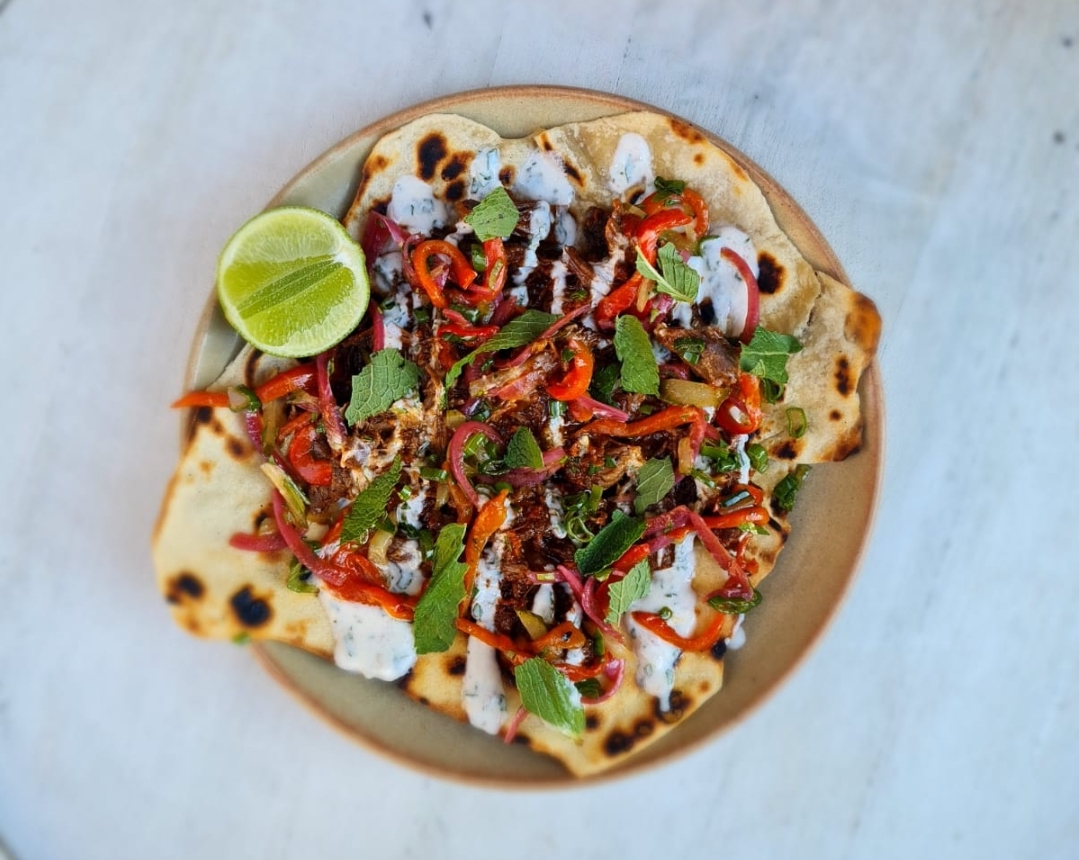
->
[574,511,646,576]
[604,560,651,625]
[739,327,803,386]
[340,458,402,542]
[634,457,675,515]
[412,523,468,654]
[464,186,520,241]
[345,348,421,425]
[444,310,559,388]
[636,242,700,303]
[514,657,585,737]
[614,315,659,396]
[504,427,544,471]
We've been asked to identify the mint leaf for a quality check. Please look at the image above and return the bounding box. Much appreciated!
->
[614,315,659,396]
[654,176,686,194]
[464,185,520,241]
[514,657,585,737]
[444,310,559,388]
[589,361,620,405]
[634,457,675,515]
[412,523,468,654]
[636,242,699,303]
[739,328,803,386]
[604,560,651,625]
[341,458,402,542]
[574,511,645,576]
[345,349,421,425]
[504,428,544,470]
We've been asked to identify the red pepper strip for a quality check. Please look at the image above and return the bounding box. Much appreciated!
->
[612,542,652,573]
[613,526,695,573]
[593,278,639,331]
[287,421,333,486]
[464,490,509,595]
[256,364,318,403]
[412,239,477,308]
[489,361,553,402]
[719,247,760,342]
[456,617,526,663]
[585,405,706,439]
[229,530,288,553]
[321,575,417,621]
[270,490,344,586]
[642,187,709,236]
[701,505,769,530]
[315,350,347,452]
[630,609,727,652]
[440,321,500,344]
[554,659,609,682]
[547,338,594,401]
[171,390,230,409]
[465,238,508,301]
[716,374,763,435]
[532,620,587,652]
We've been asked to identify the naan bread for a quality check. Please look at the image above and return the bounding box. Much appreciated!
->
[154,110,879,777]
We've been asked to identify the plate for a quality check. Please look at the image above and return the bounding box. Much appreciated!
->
[180,85,883,787]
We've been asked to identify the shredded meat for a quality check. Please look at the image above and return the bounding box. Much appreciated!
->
[653,322,741,387]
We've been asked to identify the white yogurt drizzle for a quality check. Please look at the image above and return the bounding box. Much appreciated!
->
[387,175,448,235]
[626,534,699,711]
[317,594,416,682]
[675,229,759,335]
[608,133,655,198]
[514,149,575,206]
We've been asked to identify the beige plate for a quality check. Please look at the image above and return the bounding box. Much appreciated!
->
[182,85,884,788]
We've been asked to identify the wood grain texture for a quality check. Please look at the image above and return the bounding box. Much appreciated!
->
[1,0,1077,858]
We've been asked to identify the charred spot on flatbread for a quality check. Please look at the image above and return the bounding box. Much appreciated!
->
[563,160,583,185]
[440,154,468,181]
[846,293,883,352]
[447,655,466,676]
[668,118,705,145]
[230,585,272,627]
[445,180,466,202]
[395,669,415,690]
[775,439,802,460]
[634,718,655,738]
[499,166,515,186]
[830,409,843,421]
[166,571,205,604]
[604,729,635,757]
[585,714,601,731]
[417,132,448,181]
[693,152,705,166]
[757,252,784,295]
[226,436,248,460]
[194,406,213,425]
[653,689,690,725]
[711,639,728,660]
[835,356,852,396]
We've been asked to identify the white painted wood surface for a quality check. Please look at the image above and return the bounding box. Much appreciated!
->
[2,0,1077,857]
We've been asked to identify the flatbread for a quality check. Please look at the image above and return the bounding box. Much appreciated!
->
[154,110,879,777]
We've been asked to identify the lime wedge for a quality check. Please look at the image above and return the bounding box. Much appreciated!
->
[216,207,369,357]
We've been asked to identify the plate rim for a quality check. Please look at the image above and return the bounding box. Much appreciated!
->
[180,84,885,787]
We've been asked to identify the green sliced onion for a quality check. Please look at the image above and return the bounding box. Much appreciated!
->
[786,407,808,439]
[260,462,309,528]
[420,466,449,482]
[286,561,318,594]
[549,399,566,418]
[708,588,763,615]
[227,384,261,413]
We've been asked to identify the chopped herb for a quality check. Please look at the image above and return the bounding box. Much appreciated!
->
[690,468,717,489]
[786,406,808,439]
[739,327,803,386]
[514,657,585,737]
[574,511,646,576]
[413,305,431,324]
[226,384,261,413]
[604,560,651,625]
[419,465,449,482]
[614,315,659,395]
[654,176,686,194]
[286,561,318,594]
[658,606,673,620]
[575,678,602,699]
[672,336,705,366]
[746,442,769,473]
[470,399,492,421]
[636,242,700,303]
[341,458,402,543]
[464,185,521,241]
[345,349,421,425]
[549,399,566,418]
[470,244,487,273]
[774,464,811,512]
[561,347,575,362]
[589,361,621,406]
[445,310,559,388]
[564,486,603,544]
[634,457,675,514]
[412,524,469,654]
[738,523,770,535]
[231,631,251,645]
[760,378,783,403]
[505,427,545,471]
[708,588,763,615]
[700,440,739,473]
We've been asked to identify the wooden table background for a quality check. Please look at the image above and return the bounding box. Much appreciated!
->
[2,1,1077,858]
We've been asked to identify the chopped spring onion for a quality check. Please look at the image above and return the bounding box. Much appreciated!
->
[786,407,808,439]
[260,462,309,528]
[420,466,449,482]
[227,384,261,413]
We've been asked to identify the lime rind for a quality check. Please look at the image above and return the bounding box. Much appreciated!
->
[216,206,369,358]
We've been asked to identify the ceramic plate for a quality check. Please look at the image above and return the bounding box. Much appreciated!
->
[181,85,883,787]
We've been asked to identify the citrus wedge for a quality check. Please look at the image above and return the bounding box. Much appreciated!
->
[216,207,369,357]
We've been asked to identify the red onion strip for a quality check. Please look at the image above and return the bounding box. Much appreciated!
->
[720,247,760,343]
[448,421,504,508]
[270,491,345,586]
[370,304,386,352]
[571,396,629,421]
[502,706,528,744]
[315,350,348,452]
[241,411,264,454]
[580,659,626,705]
[503,304,590,370]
